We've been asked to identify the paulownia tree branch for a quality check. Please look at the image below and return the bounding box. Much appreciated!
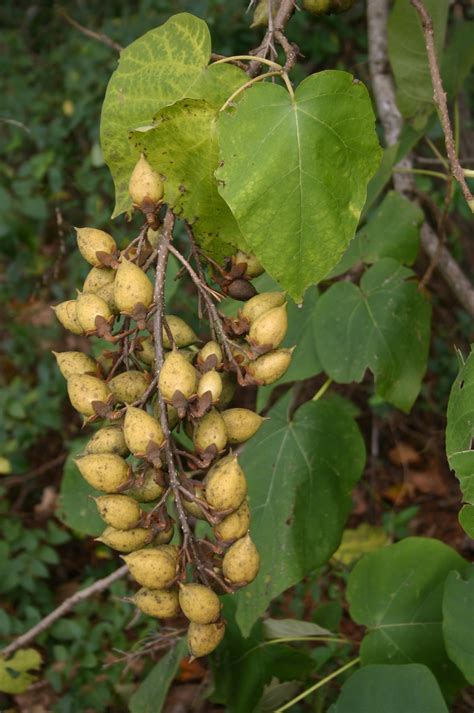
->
[367,0,474,317]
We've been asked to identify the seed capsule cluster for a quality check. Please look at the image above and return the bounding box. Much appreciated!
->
[52,156,294,658]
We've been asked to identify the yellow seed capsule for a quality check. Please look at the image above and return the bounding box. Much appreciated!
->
[179,583,221,624]
[153,399,180,430]
[126,467,164,502]
[249,303,288,349]
[83,266,115,293]
[138,337,155,366]
[95,494,141,529]
[197,370,223,404]
[234,250,264,278]
[163,315,198,349]
[147,227,160,249]
[76,227,117,267]
[205,455,247,512]
[96,525,149,552]
[222,534,260,584]
[198,341,223,369]
[220,372,236,408]
[248,348,293,385]
[67,374,110,416]
[214,499,251,542]
[96,281,118,313]
[221,408,264,444]
[133,587,180,618]
[123,406,165,455]
[108,371,148,404]
[194,410,227,453]
[52,300,84,335]
[155,525,174,545]
[74,453,129,493]
[183,490,207,520]
[76,292,112,332]
[241,291,286,324]
[53,351,96,380]
[129,154,164,207]
[85,427,128,456]
[187,622,225,658]
[114,259,153,313]
[159,350,198,401]
[123,547,177,589]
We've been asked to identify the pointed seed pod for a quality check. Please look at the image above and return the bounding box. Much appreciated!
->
[76,292,112,332]
[214,499,251,542]
[222,534,260,584]
[83,266,115,293]
[133,587,180,618]
[205,455,247,511]
[220,372,236,408]
[129,154,164,207]
[187,621,225,658]
[76,227,117,267]
[197,370,223,403]
[183,489,207,520]
[159,350,198,401]
[221,408,264,444]
[67,374,110,416]
[96,281,117,313]
[75,453,129,492]
[114,258,153,313]
[123,547,177,589]
[95,494,141,529]
[96,525,149,553]
[163,315,198,349]
[147,227,160,249]
[194,410,227,453]
[179,583,221,624]
[247,348,294,385]
[123,406,164,455]
[53,351,96,380]
[126,467,164,502]
[234,250,265,278]
[249,303,288,349]
[241,291,286,324]
[155,525,174,545]
[197,341,223,369]
[52,300,84,335]
[85,427,128,456]
[138,337,155,366]
[109,371,148,404]
[153,400,180,430]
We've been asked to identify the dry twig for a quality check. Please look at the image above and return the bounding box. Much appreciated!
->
[59,8,123,53]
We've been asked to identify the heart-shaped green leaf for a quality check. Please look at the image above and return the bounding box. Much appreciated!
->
[217,71,382,301]
[443,568,474,684]
[313,258,432,412]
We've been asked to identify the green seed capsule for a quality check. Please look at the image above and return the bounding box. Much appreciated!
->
[67,374,110,416]
[179,583,221,624]
[187,621,225,658]
[76,292,112,332]
[53,351,96,380]
[95,494,141,529]
[241,291,286,324]
[194,410,227,453]
[114,259,153,313]
[205,455,247,512]
[123,547,177,589]
[52,300,84,335]
[248,303,288,349]
[133,587,180,618]
[159,350,198,401]
[126,467,164,502]
[85,427,128,456]
[213,499,251,542]
[123,406,164,455]
[222,534,260,584]
[75,453,129,493]
[109,371,148,404]
[76,227,117,267]
[83,266,115,293]
[247,348,293,385]
[163,315,198,349]
[221,408,264,444]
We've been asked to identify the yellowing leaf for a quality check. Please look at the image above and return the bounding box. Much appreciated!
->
[0,649,42,695]
[332,524,390,566]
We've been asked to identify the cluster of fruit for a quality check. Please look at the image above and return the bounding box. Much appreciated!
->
[52,155,294,657]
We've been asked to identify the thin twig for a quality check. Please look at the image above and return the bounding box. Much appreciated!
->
[410,0,474,212]
[2,453,67,489]
[1,565,128,657]
[58,8,123,54]
[248,0,298,75]
[367,0,474,317]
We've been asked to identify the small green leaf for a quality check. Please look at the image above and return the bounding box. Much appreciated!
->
[0,649,42,695]
[263,618,331,640]
[131,98,244,258]
[314,258,432,412]
[443,568,474,684]
[446,348,474,537]
[235,392,365,635]
[388,0,449,122]
[129,638,187,713]
[331,191,423,277]
[329,664,448,713]
[217,71,382,301]
[347,537,468,696]
[57,439,104,537]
